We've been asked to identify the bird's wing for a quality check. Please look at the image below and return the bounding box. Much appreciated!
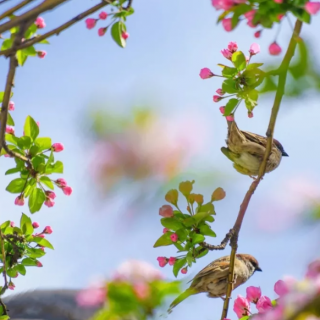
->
[241,131,267,147]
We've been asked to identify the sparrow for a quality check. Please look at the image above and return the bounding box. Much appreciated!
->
[221,120,288,178]
[168,253,262,312]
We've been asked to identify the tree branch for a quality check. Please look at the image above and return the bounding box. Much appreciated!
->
[200,229,234,250]
[0,0,34,21]
[220,19,303,320]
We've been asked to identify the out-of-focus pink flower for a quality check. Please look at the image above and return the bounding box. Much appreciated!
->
[216,88,225,96]
[256,295,273,313]
[248,111,254,118]
[305,2,320,14]
[159,204,174,217]
[62,186,73,196]
[170,233,178,242]
[98,27,107,36]
[254,30,262,38]
[211,0,234,10]
[213,95,222,102]
[43,226,53,234]
[37,261,43,267]
[6,125,14,134]
[222,18,233,32]
[244,10,256,19]
[163,227,169,233]
[226,114,234,121]
[249,43,260,55]
[36,121,40,127]
[228,41,238,53]
[246,286,261,303]
[181,267,187,274]
[35,17,46,28]
[85,18,97,29]
[56,178,67,187]
[14,195,24,206]
[233,295,250,318]
[221,49,232,59]
[46,191,56,200]
[8,282,15,290]
[10,221,15,227]
[219,106,225,114]
[133,282,150,300]
[44,198,55,207]
[32,222,40,228]
[306,259,320,279]
[8,101,15,111]
[168,257,176,266]
[99,11,108,19]
[274,0,283,3]
[274,279,289,296]
[52,143,64,152]
[199,68,214,79]
[37,50,47,59]
[76,287,106,307]
[122,31,129,39]
[269,42,282,55]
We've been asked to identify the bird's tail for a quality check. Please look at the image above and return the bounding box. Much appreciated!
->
[221,146,239,162]
[167,288,198,314]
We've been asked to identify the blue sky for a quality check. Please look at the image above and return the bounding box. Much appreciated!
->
[1,1,320,319]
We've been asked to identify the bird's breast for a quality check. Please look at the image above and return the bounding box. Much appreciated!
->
[234,152,261,175]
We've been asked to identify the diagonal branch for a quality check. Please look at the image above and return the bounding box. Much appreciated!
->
[200,229,234,250]
[220,19,303,320]
[0,0,34,21]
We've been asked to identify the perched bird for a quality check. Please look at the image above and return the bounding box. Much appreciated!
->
[168,253,262,312]
[221,120,288,178]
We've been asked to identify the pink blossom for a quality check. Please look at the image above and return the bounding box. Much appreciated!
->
[221,49,232,59]
[32,222,40,228]
[211,0,234,10]
[35,17,46,28]
[8,101,15,111]
[76,287,106,307]
[247,20,257,28]
[305,2,320,14]
[37,261,43,267]
[306,259,320,279]
[44,198,55,207]
[246,286,261,303]
[4,154,11,158]
[85,18,97,29]
[256,295,273,313]
[254,30,262,38]
[98,27,107,37]
[163,227,169,233]
[34,233,45,238]
[249,43,260,55]
[133,282,150,300]
[99,11,108,20]
[10,221,15,227]
[8,282,15,290]
[274,0,283,3]
[170,233,178,242]
[168,257,176,266]
[248,111,253,118]
[14,195,24,206]
[181,267,187,274]
[6,125,14,134]
[274,279,289,296]
[37,50,47,59]
[46,191,56,200]
[199,68,214,79]
[122,31,129,39]
[62,186,73,196]
[233,295,250,318]
[219,106,225,114]
[52,143,64,152]
[43,226,53,234]
[277,14,284,20]
[222,18,233,32]
[36,121,40,127]
[244,10,256,19]
[56,178,67,187]
[226,114,234,121]
[269,42,282,55]
[228,41,238,53]
[216,88,225,96]
[157,257,168,267]
[159,204,174,217]
[213,95,222,102]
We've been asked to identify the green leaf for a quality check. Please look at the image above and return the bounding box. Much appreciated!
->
[20,213,34,236]
[223,98,239,116]
[165,189,179,205]
[173,242,185,251]
[31,237,54,249]
[0,315,10,319]
[46,160,63,174]
[39,39,50,44]
[232,51,247,71]
[31,155,45,172]
[239,317,249,320]
[191,234,205,245]
[222,79,238,94]
[186,251,194,267]
[5,168,20,175]
[1,39,12,50]
[153,233,173,248]
[1,221,10,231]
[26,247,45,258]
[179,180,193,196]
[196,248,208,258]
[16,264,26,275]
[16,49,28,66]
[173,258,187,277]
[21,258,38,266]
[0,91,13,103]
[28,188,45,213]
[23,46,37,56]
[24,23,37,39]
[29,145,39,157]
[7,111,15,126]
[176,228,188,242]
[291,7,310,23]
[5,133,18,146]
[40,176,54,189]
[199,202,215,214]
[245,89,259,110]
[161,218,183,231]
[6,268,17,278]
[35,137,52,151]
[193,211,211,223]
[221,66,238,78]
[17,136,32,150]
[111,21,126,48]
[24,182,35,197]
[199,224,216,237]
[24,115,39,141]
[6,178,27,193]
[183,217,196,227]
[246,63,264,70]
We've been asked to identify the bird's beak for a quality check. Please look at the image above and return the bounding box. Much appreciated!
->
[255,267,262,272]
[282,151,289,157]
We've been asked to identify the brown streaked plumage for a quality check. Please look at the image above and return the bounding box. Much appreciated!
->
[168,253,262,312]
[221,120,288,177]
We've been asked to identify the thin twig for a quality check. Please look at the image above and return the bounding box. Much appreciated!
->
[200,229,234,250]
[0,0,34,21]
[220,19,303,320]
[0,229,8,294]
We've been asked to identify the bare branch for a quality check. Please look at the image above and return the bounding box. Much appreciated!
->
[200,229,234,250]
[0,0,34,21]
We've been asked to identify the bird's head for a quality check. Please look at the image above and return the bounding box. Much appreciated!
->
[274,139,289,157]
[237,254,262,275]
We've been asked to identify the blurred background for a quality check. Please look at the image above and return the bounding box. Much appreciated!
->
[1,0,320,319]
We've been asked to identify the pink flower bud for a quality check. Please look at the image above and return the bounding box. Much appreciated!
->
[36,121,40,127]
[14,195,24,206]
[35,17,46,28]
[37,50,47,59]
[159,204,174,217]
[247,20,257,28]
[62,186,73,196]
[219,106,225,114]
[8,101,15,111]
[269,42,282,55]
[213,95,222,102]
[122,32,129,40]
[52,143,64,152]
[168,257,176,266]
[99,11,108,20]
[256,296,273,313]
[249,43,260,55]
[98,27,107,37]
[157,257,168,267]
[233,295,250,318]
[226,114,234,121]
[274,0,283,2]
[56,178,67,187]
[228,41,238,53]
[199,68,214,79]
[246,286,261,303]
[248,111,253,118]
[46,191,56,200]
[306,259,320,279]
[221,49,232,59]
[43,226,53,234]
[4,154,11,158]
[181,267,187,274]
[32,222,40,228]
[274,280,289,296]
[44,198,55,208]
[254,30,262,38]
[216,88,225,96]
[163,227,169,233]
[34,233,45,238]
[85,18,97,29]
[244,10,256,20]
[305,2,320,14]
[170,233,178,242]
[277,14,284,21]
[37,261,43,267]
[10,221,15,227]
[6,125,14,134]
[8,282,15,290]
[222,18,233,32]
[40,247,45,251]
